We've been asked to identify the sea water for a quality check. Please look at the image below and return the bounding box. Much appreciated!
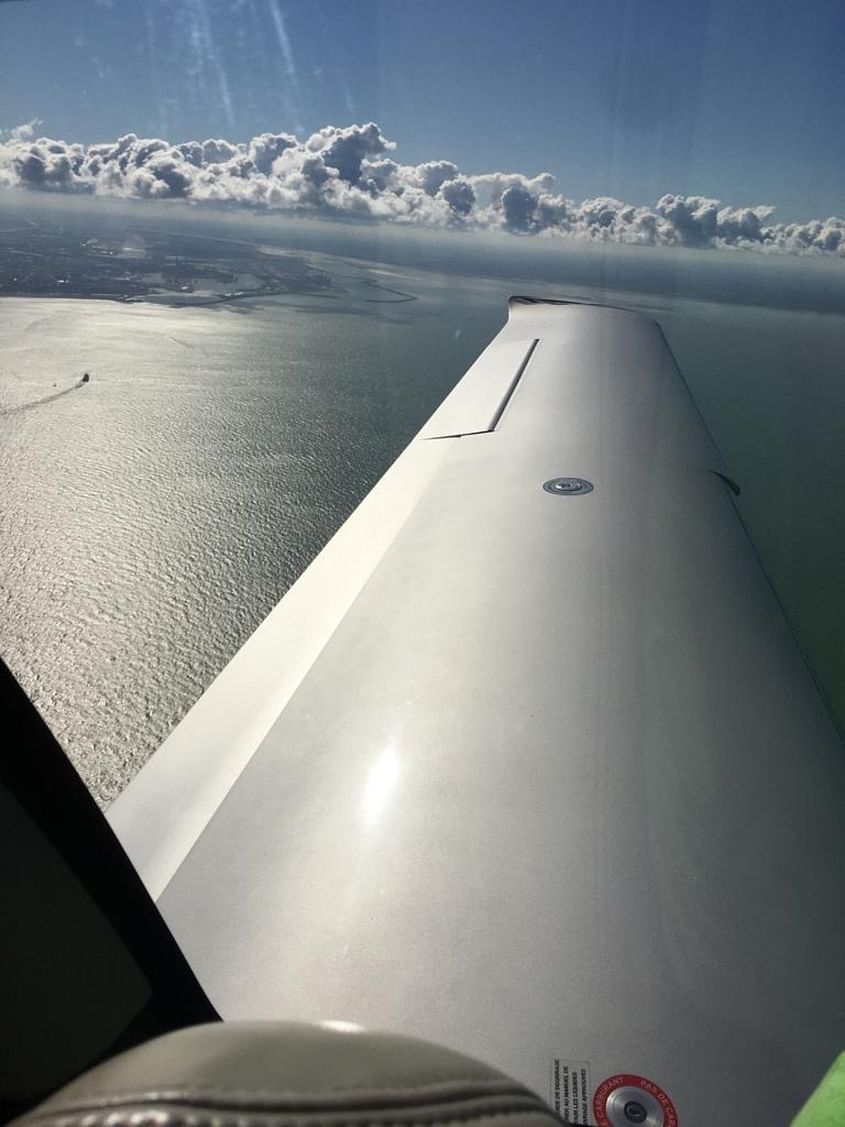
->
[1,233,843,804]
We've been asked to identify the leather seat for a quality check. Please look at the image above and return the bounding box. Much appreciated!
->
[13,1022,567,1127]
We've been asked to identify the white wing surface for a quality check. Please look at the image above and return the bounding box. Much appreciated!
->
[108,299,845,1127]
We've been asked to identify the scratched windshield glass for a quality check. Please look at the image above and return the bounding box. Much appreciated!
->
[1,0,844,803]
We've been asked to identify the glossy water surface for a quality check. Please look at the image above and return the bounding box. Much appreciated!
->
[1,243,843,804]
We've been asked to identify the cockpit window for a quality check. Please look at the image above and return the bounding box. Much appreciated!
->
[2,0,843,801]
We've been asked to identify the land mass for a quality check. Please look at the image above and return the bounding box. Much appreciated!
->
[0,205,337,305]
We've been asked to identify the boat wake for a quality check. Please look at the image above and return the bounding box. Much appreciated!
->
[0,376,88,417]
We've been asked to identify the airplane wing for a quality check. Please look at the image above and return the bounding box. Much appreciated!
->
[108,298,845,1127]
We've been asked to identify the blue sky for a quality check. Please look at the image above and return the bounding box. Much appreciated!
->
[1,0,844,221]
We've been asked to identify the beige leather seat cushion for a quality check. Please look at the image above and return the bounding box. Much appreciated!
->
[14,1022,568,1127]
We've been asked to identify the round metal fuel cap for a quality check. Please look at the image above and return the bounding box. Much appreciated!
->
[604,1087,664,1127]
[543,477,594,496]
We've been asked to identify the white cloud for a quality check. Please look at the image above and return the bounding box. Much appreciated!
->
[1,120,843,255]
[9,119,42,142]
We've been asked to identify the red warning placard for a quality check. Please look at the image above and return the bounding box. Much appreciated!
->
[593,1073,678,1127]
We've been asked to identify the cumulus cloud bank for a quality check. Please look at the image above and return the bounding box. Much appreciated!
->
[2,120,843,256]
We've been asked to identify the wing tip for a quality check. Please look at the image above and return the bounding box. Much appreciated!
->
[507,294,660,330]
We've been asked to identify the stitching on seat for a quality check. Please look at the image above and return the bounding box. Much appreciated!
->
[43,1078,528,1109]
[25,1103,563,1127]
